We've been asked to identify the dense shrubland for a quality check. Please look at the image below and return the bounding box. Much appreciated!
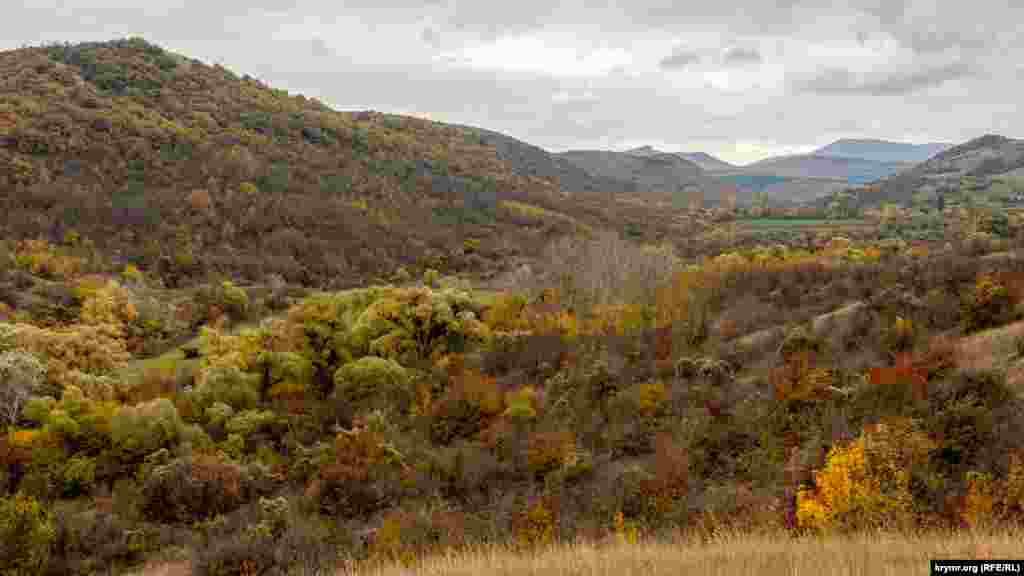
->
[2,223,1024,575]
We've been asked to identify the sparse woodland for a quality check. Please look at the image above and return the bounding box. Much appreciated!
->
[5,39,1024,575]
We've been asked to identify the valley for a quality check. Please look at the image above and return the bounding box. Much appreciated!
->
[3,38,1024,576]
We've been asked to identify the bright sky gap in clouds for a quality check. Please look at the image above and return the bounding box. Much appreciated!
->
[5,0,1023,164]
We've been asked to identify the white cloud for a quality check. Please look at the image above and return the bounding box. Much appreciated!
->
[435,33,634,77]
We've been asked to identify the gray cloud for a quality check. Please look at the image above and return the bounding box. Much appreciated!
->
[421,27,440,49]
[802,60,977,96]
[721,47,762,66]
[310,36,332,58]
[658,47,700,70]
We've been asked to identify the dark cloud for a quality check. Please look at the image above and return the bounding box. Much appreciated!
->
[658,47,699,70]
[801,61,976,96]
[722,47,761,66]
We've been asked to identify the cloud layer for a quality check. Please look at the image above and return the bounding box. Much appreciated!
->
[4,0,1022,164]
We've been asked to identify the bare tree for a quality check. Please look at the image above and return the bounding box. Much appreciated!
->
[537,230,679,310]
[0,350,47,428]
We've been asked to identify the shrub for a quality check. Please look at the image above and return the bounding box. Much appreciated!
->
[305,425,407,518]
[0,350,47,427]
[525,430,576,480]
[196,281,250,324]
[963,274,1013,333]
[1,322,130,391]
[46,509,166,575]
[429,370,503,444]
[332,356,413,418]
[796,417,936,533]
[110,398,186,459]
[193,366,261,412]
[141,454,264,523]
[0,493,56,576]
[192,499,336,576]
[513,496,557,548]
[605,381,670,456]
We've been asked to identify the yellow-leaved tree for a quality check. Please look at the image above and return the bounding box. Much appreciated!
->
[796,417,935,532]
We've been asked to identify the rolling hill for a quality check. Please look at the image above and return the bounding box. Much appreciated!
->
[555,147,706,195]
[813,139,954,163]
[868,134,1024,205]
[0,38,697,289]
[739,154,913,183]
[678,151,738,172]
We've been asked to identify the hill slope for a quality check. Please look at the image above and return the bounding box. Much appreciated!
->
[813,139,953,163]
[554,147,716,198]
[678,151,738,172]
[870,134,1024,205]
[452,124,630,194]
[0,38,639,288]
[741,154,913,183]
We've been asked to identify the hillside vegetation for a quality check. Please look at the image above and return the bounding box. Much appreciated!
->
[6,38,1024,576]
[0,38,622,288]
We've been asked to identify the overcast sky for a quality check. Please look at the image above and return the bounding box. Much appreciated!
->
[5,0,1023,164]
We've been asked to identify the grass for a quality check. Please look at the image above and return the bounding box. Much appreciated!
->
[956,319,1024,390]
[341,529,1024,576]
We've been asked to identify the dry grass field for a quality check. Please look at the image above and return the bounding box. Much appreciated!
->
[329,530,1024,576]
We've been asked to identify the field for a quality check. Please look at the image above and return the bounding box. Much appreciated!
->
[341,529,1024,576]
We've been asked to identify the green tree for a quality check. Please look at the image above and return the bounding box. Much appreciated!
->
[0,493,56,575]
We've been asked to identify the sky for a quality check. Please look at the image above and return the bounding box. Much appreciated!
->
[5,0,1023,165]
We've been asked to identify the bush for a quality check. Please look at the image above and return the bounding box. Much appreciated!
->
[111,398,187,458]
[796,417,936,533]
[332,356,413,419]
[963,275,1013,333]
[429,370,503,444]
[45,509,169,575]
[142,454,268,524]
[305,424,408,518]
[192,499,336,576]
[0,493,56,576]
[194,365,261,412]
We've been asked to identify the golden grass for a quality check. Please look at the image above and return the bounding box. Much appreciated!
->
[501,200,596,236]
[341,530,1024,576]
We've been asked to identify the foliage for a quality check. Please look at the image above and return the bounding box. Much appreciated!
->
[110,397,187,458]
[333,356,414,418]
[796,418,936,533]
[963,274,1014,333]
[141,453,268,523]
[0,322,130,391]
[0,350,47,427]
[0,492,56,575]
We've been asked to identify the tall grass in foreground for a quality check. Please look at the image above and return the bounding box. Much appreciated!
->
[340,529,1024,576]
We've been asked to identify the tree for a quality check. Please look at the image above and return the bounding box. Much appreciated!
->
[0,351,46,428]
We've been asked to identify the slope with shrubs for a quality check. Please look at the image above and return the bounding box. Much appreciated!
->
[4,222,1024,574]
[0,38,642,289]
